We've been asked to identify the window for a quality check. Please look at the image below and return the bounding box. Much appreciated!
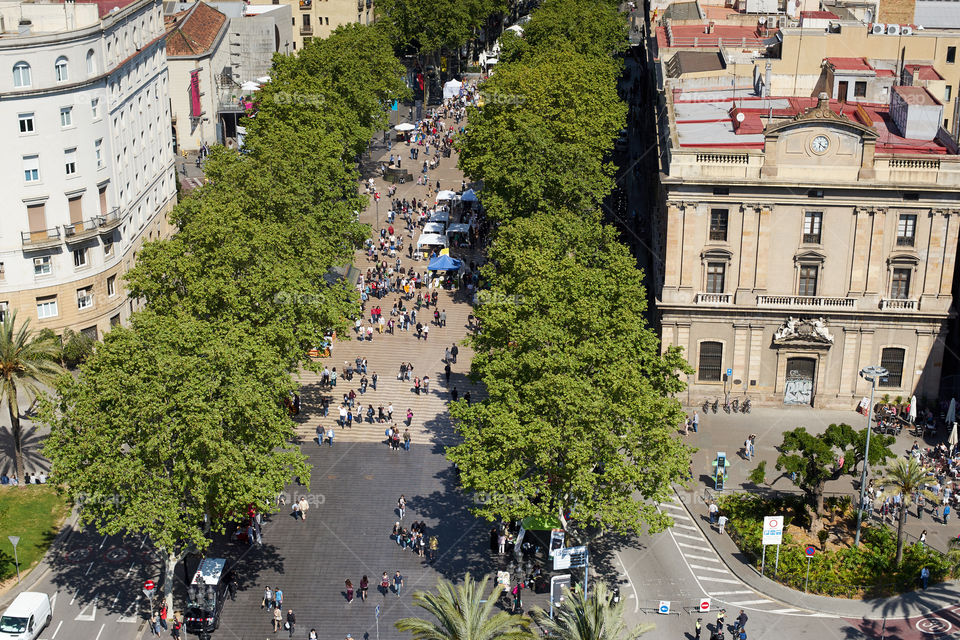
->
[95,139,103,168]
[91,98,100,119]
[110,313,121,327]
[73,248,87,268]
[798,265,818,296]
[303,14,310,26]
[892,268,911,299]
[0,302,6,323]
[86,49,96,75]
[803,211,822,243]
[880,347,905,387]
[54,56,68,82]
[23,155,39,182]
[947,86,954,103]
[60,106,73,128]
[77,287,93,310]
[36,297,58,319]
[103,238,114,257]
[897,214,917,246]
[12,62,31,87]
[107,275,116,296]
[18,112,34,134]
[949,46,957,64]
[698,341,723,382]
[0,263,5,280]
[706,262,725,293]
[33,256,51,276]
[709,208,728,241]
[64,148,77,176]
[854,81,867,98]
[325,16,329,24]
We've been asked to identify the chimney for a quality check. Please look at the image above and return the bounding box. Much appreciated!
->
[18,19,31,36]
[706,21,715,34]
[817,91,829,109]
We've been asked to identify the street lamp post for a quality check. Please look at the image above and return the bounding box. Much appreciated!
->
[854,365,889,548]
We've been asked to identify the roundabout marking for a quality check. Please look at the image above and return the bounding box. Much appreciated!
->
[916,617,953,634]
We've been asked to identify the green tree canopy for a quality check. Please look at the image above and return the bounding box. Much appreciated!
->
[775,424,894,532]
[506,0,628,63]
[876,456,939,565]
[375,0,505,55]
[532,583,653,640]
[447,211,691,534]
[42,311,308,607]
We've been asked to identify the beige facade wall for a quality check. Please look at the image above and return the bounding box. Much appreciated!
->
[249,0,373,50]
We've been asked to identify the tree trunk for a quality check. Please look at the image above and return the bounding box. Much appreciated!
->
[7,396,24,488]
[895,501,906,565]
[809,484,825,533]
[163,550,181,612]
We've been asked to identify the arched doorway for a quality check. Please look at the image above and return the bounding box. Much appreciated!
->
[784,357,816,406]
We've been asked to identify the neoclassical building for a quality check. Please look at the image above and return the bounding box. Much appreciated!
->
[0,0,177,339]
[654,84,960,408]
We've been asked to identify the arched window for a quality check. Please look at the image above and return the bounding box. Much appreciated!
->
[12,61,31,87]
[86,49,96,75]
[54,56,68,82]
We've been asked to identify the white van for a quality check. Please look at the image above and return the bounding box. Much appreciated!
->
[0,592,51,640]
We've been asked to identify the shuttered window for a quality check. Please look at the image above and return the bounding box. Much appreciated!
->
[698,342,723,382]
[880,348,906,388]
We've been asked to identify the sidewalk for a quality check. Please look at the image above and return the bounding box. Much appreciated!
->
[675,485,960,620]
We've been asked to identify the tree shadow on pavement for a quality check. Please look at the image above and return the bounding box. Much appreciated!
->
[0,429,49,476]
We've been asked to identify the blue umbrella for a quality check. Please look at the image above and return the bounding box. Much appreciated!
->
[427,255,462,271]
[461,189,478,202]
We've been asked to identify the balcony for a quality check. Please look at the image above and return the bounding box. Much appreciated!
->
[880,298,918,311]
[21,227,62,250]
[695,292,732,304]
[64,218,100,245]
[97,208,123,233]
[300,24,314,35]
[756,295,857,309]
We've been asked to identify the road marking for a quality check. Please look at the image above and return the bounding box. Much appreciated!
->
[659,501,683,509]
[684,554,722,563]
[112,592,120,606]
[51,620,63,639]
[707,591,754,596]
[94,623,105,640]
[673,532,705,541]
[676,542,704,550]
[696,577,741,584]
[668,512,693,520]
[767,608,800,614]
[124,562,136,578]
[139,534,148,549]
[689,564,730,574]
[84,562,94,575]
[674,523,699,531]
[99,535,108,550]
[614,550,640,614]
[75,597,97,621]
[69,595,76,606]
[49,592,57,614]
[729,599,773,605]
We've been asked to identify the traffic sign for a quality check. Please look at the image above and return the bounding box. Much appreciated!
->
[762,515,783,546]
[726,368,733,376]
[699,598,711,613]
[142,579,156,599]
[658,601,671,614]
[553,546,588,570]
[805,545,816,557]
[375,604,381,619]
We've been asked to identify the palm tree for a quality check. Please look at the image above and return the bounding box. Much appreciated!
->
[396,573,533,640]
[876,456,939,565]
[532,583,653,640]
[0,311,65,485]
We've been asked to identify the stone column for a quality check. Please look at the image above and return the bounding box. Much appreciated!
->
[914,330,936,396]
[660,324,676,355]
[677,324,691,366]
[754,203,773,292]
[733,324,749,386]
[865,208,887,295]
[922,209,946,297]
[939,210,959,296]
[748,325,764,389]
[855,329,875,397]
[848,207,872,295]
[736,205,758,303]
[663,202,685,290]
[838,328,860,396]
[680,202,699,290]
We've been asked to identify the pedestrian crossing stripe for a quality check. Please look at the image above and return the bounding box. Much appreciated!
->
[729,599,773,605]
[674,523,699,531]
[689,564,730,574]
[697,577,741,584]
[676,542,703,549]
[683,554,722,563]
[766,609,800,614]
[673,532,705,541]
[707,591,753,596]
[660,502,684,509]
[669,512,693,520]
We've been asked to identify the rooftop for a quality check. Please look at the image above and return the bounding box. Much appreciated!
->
[165,1,226,56]
[825,57,873,72]
[905,64,944,81]
[800,10,839,19]
[671,87,951,155]
[657,24,778,49]
[893,84,940,106]
[71,0,138,18]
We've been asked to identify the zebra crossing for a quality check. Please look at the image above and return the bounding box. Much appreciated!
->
[657,495,830,617]
[180,176,205,190]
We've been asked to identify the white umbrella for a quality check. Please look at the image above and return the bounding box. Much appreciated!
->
[910,395,917,422]
[461,189,478,202]
[240,80,261,92]
[948,398,957,425]
[435,189,457,201]
[950,422,958,448]
[256,76,271,84]
[394,123,416,131]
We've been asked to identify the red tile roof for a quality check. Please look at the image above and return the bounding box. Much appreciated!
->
[894,85,940,106]
[875,69,895,77]
[826,57,873,71]
[165,2,227,57]
[905,64,945,81]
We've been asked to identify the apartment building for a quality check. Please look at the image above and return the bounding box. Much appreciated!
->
[248,0,372,50]
[0,0,177,339]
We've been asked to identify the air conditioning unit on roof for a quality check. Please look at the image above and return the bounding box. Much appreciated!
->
[900,25,913,35]
[778,16,787,27]
[871,22,885,34]
[887,23,900,34]
[767,15,777,28]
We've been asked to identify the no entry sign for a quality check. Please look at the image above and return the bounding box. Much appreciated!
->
[143,579,156,599]
[699,598,711,613]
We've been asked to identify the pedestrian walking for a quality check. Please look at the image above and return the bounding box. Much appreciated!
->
[423,375,430,393]
[272,607,282,632]
[263,586,273,609]
[692,411,699,432]
[150,613,161,637]
[398,495,406,519]
[380,572,390,596]
[718,514,728,534]
[944,502,951,524]
[743,437,752,461]
[920,529,927,547]
[695,618,702,640]
[286,610,296,638]
[734,609,747,634]
[360,575,369,601]
[440,309,447,327]
[451,344,458,363]
[346,579,354,603]
[708,501,718,524]
[172,614,182,640]
[444,363,451,383]
[275,587,284,610]
[298,497,310,520]
[394,571,404,597]
[403,429,411,451]
[444,347,452,363]
[406,408,413,426]
[717,608,726,631]
[327,427,335,446]
[921,565,930,589]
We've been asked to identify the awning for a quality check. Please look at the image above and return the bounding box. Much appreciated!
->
[394,122,416,131]
[423,222,445,235]
[429,211,450,223]
[520,515,563,531]
[416,233,448,249]
[427,254,462,271]
[436,189,457,201]
[446,223,471,235]
[240,80,261,92]
[443,79,463,100]
[461,189,478,202]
